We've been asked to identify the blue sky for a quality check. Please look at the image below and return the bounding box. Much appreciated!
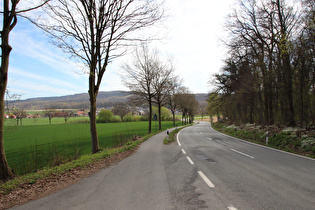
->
[6,0,234,100]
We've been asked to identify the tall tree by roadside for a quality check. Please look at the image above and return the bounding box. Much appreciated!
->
[213,0,309,127]
[0,0,50,181]
[207,92,222,122]
[37,0,163,153]
[174,87,198,125]
[151,57,174,130]
[121,44,159,133]
[167,77,182,127]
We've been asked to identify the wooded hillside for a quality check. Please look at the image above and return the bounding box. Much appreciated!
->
[9,91,208,110]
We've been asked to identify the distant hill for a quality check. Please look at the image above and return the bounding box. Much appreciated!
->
[11,91,209,110]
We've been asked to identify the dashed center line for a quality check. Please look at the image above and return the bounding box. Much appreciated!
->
[231,148,254,159]
[198,171,215,188]
[178,125,239,210]
[186,156,195,165]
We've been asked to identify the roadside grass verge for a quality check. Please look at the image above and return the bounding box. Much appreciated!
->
[163,124,192,144]
[212,122,315,158]
[0,132,156,195]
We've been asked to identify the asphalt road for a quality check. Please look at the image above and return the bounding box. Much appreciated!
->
[11,122,315,209]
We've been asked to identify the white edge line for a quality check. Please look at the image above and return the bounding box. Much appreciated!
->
[181,149,186,154]
[231,148,254,159]
[198,171,214,188]
[177,129,182,146]
[228,206,238,210]
[177,126,192,147]
[209,124,315,162]
[186,156,195,165]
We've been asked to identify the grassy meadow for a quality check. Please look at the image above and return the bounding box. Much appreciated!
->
[4,116,90,126]
[4,118,174,175]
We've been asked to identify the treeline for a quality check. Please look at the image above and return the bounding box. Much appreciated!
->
[209,0,315,127]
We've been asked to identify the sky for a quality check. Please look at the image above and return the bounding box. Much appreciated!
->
[6,0,234,100]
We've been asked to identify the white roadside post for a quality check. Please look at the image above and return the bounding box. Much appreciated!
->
[266,131,269,145]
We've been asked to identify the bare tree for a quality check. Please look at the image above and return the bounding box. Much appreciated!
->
[32,112,40,125]
[54,110,72,123]
[43,108,56,125]
[36,0,164,153]
[151,57,174,130]
[112,103,130,121]
[13,109,26,125]
[216,0,302,126]
[0,0,50,180]
[121,44,159,133]
[198,101,208,120]
[167,77,182,127]
[174,87,192,125]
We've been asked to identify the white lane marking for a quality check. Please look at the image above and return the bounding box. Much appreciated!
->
[181,149,186,154]
[198,171,215,188]
[177,130,182,146]
[200,132,203,134]
[212,127,315,161]
[228,206,238,210]
[186,156,195,165]
[207,137,212,141]
[231,148,254,159]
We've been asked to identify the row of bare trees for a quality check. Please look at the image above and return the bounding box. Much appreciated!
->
[122,44,198,133]
[209,0,315,127]
[1,0,164,180]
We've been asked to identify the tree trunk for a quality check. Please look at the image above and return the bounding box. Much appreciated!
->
[0,81,13,180]
[0,0,14,179]
[284,56,296,126]
[276,0,296,127]
[158,103,162,130]
[89,69,99,154]
[172,110,175,127]
[148,97,152,134]
[89,96,99,154]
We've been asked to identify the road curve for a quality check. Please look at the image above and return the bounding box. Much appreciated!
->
[11,122,315,209]
[177,121,315,209]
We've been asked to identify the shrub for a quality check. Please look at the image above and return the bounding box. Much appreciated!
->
[97,109,114,123]
[123,113,133,122]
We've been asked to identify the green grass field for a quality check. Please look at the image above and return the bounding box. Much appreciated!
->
[4,120,174,175]
[4,116,90,126]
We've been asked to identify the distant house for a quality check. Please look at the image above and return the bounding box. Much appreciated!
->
[77,109,87,117]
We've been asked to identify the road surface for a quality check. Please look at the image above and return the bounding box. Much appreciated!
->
[11,122,315,209]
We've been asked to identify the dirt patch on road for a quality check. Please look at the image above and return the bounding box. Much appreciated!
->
[0,146,139,210]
